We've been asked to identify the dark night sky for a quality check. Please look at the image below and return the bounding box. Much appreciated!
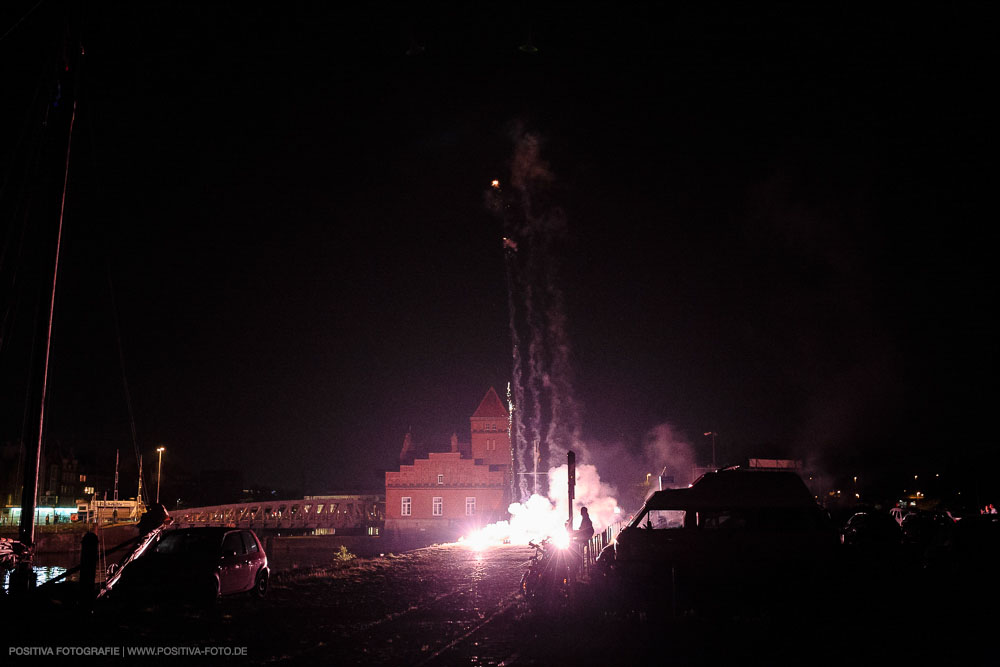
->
[1,4,994,501]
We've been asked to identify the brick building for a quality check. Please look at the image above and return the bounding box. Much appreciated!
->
[385,387,512,540]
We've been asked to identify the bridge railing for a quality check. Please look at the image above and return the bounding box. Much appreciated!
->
[171,497,384,531]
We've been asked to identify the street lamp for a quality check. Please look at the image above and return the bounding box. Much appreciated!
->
[155,447,166,504]
[704,432,717,469]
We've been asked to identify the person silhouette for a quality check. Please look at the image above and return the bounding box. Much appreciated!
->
[578,507,594,541]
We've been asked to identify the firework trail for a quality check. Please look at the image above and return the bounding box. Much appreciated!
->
[502,241,529,499]
[488,125,577,501]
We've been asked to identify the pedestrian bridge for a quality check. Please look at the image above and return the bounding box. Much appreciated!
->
[170,495,384,534]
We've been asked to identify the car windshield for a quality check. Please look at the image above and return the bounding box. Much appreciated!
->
[154,531,223,556]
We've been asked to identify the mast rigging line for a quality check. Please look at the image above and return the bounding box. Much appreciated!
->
[35,94,77,488]
[0,72,50,362]
[80,73,149,505]
[0,0,46,45]
[20,92,76,547]
[106,264,146,506]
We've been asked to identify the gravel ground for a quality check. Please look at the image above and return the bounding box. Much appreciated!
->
[2,542,995,666]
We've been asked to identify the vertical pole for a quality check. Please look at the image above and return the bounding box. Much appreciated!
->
[79,531,98,609]
[567,451,576,526]
[671,565,677,618]
[156,447,164,504]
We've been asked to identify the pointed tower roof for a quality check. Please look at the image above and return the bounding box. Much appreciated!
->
[471,387,509,419]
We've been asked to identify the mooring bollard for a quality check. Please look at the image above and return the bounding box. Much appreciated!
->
[80,531,98,609]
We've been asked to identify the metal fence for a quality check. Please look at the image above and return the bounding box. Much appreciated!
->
[583,520,626,575]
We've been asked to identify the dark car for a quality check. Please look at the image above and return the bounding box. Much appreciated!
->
[900,510,955,568]
[601,468,838,612]
[842,510,902,549]
[112,527,269,605]
[951,514,1000,571]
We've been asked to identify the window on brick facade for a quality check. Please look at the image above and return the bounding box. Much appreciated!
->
[432,497,443,516]
[401,497,411,516]
[437,474,444,485]
[466,497,476,516]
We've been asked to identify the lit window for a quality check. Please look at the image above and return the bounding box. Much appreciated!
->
[79,474,87,482]
[437,474,444,485]
[466,497,476,516]
[84,486,94,495]
[432,497,443,516]
[401,497,411,516]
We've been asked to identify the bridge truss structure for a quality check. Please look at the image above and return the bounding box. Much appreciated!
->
[171,494,384,533]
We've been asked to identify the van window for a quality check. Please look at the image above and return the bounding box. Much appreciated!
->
[640,509,686,529]
[698,510,748,531]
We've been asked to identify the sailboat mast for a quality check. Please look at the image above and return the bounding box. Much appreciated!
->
[18,98,78,550]
[137,456,143,509]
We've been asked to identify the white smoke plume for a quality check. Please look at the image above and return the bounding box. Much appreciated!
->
[547,463,621,532]
[642,423,698,488]
[463,462,621,548]
[563,424,698,514]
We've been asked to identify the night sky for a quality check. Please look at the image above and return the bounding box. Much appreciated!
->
[1,4,994,503]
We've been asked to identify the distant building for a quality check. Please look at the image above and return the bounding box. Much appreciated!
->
[0,441,104,510]
[0,441,113,526]
[385,387,512,540]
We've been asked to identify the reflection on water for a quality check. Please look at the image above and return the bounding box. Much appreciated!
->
[2,553,78,592]
[2,564,70,592]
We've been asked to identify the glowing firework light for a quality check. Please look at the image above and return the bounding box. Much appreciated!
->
[461,462,621,548]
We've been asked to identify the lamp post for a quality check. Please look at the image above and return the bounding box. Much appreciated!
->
[155,447,165,504]
[704,432,717,470]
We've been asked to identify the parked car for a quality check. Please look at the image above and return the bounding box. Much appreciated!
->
[890,507,916,526]
[900,510,955,568]
[111,527,269,605]
[600,468,838,612]
[842,510,902,549]
[951,514,1000,569]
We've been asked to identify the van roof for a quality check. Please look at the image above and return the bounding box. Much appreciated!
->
[642,469,816,511]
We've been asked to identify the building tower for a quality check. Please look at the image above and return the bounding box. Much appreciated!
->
[469,387,511,467]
